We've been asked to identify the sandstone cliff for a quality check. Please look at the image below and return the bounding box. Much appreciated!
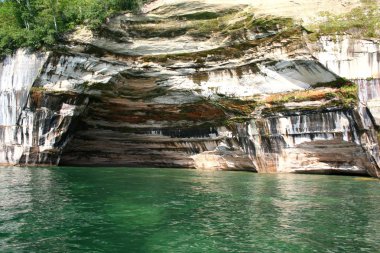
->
[0,0,379,177]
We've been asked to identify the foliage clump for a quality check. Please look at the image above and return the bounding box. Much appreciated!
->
[265,82,358,110]
[308,0,380,38]
[0,0,147,56]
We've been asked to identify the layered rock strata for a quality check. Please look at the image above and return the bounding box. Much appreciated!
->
[0,1,379,177]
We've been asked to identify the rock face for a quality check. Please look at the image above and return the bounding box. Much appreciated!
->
[0,50,48,165]
[315,36,380,79]
[0,0,380,177]
[143,0,361,21]
[0,50,90,165]
[235,110,379,176]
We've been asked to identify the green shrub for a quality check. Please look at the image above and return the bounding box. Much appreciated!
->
[0,0,148,56]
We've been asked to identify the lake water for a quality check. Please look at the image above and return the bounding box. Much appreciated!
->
[0,167,379,252]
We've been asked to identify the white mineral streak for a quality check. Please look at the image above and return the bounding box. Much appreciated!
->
[357,78,380,126]
[238,111,370,174]
[316,36,380,79]
[38,55,128,92]
[0,50,48,125]
[265,112,355,146]
[193,111,361,173]
[312,36,380,176]
[0,50,99,165]
[165,61,336,98]
[0,50,48,165]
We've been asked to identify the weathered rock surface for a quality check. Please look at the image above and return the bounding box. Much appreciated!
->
[315,36,380,79]
[1,0,380,177]
[191,147,256,172]
[143,0,361,21]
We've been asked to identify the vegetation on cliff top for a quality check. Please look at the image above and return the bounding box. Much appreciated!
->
[0,0,147,56]
[308,0,380,39]
[0,0,378,57]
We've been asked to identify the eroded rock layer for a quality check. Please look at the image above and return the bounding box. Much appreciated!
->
[0,1,379,177]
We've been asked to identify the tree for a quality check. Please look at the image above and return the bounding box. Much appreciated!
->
[0,0,147,56]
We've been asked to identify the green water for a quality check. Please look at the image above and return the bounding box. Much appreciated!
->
[0,167,379,253]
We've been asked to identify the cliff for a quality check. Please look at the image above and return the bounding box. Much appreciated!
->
[0,0,379,177]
